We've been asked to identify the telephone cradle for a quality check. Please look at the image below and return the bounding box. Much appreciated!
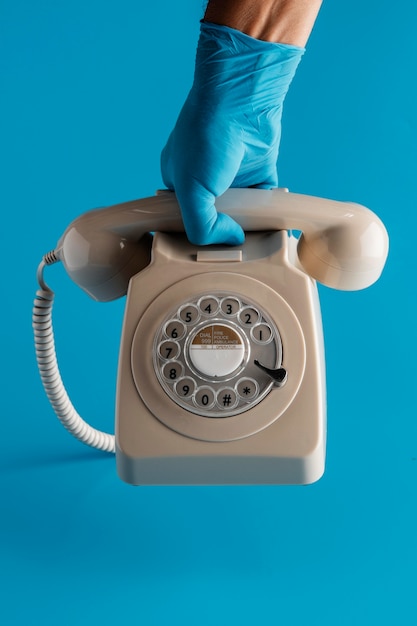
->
[33,188,389,485]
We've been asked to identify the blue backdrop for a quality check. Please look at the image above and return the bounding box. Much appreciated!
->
[1,1,416,624]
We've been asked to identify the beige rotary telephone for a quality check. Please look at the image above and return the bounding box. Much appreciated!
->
[33,188,389,485]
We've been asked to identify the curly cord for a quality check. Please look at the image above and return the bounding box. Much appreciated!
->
[32,253,115,453]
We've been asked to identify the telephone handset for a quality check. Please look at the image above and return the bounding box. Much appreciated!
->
[33,189,388,485]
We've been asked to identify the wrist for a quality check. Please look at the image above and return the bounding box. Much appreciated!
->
[192,22,304,107]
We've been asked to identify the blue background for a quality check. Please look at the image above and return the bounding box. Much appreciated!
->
[1,1,416,624]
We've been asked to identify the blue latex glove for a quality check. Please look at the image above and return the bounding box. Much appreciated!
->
[161,21,304,245]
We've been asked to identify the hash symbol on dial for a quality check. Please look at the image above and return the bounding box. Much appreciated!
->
[222,394,232,406]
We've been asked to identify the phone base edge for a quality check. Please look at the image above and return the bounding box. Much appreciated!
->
[115,433,325,486]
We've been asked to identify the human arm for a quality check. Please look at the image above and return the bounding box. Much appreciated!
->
[160,1,322,245]
[204,0,322,46]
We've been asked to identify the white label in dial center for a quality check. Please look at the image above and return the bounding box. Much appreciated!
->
[189,324,245,377]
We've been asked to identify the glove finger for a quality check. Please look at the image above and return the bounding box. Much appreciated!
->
[233,162,279,189]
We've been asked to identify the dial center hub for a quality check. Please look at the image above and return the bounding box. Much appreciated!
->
[189,323,245,377]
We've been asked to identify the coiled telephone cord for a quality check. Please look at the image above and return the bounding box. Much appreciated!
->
[32,252,116,453]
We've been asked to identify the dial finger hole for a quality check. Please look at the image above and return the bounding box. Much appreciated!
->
[162,361,184,382]
[158,340,180,361]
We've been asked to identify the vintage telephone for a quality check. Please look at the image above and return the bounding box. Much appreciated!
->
[33,188,388,485]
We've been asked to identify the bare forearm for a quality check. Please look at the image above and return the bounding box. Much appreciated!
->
[204,0,322,47]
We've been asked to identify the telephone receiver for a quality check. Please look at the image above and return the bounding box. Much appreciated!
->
[56,188,388,300]
[33,188,388,485]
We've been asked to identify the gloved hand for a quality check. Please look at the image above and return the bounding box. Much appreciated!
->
[161,21,304,246]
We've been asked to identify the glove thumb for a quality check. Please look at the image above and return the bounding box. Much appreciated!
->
[175,179,245,246]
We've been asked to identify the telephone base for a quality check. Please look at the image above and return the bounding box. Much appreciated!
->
[116,451,324,487]
[115,231,326,486]
[116,381,325,486]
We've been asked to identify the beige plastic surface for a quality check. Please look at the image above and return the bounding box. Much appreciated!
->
[130,272,305,441]
[56,188,388,301]
[115,231,326,485]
